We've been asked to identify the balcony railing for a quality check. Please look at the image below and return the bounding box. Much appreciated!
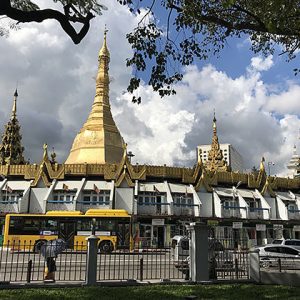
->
[47,200,74,211]
[248,207,269,219]
[173,203,198,216]
[288,209,300,220]
[137,202,170,216]
[222,206,246,218]
[76,201,110,213]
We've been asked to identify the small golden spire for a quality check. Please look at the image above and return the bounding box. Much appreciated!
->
[50,147,57,164]
[43,143,48,161]
[213,109,217,134]
[205,112,228,172]
[0,89,26,165]
[260,156,265,171]
[99,26,110,58]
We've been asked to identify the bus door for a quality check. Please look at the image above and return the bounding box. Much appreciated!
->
[117,221,130,248]
[58,221,76,248]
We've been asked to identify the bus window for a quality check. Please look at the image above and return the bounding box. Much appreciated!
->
[97,219,116,232]
[41,219,58,234]
[77,219,91,231]
[9,217,41,235]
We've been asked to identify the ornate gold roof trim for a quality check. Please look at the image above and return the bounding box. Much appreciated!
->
[115,171,135,188]
[1,157,300,192]
[195,168,213,192]
[260,177,276,197]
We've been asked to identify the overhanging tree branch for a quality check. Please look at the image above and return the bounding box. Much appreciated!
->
[0,1,94,44]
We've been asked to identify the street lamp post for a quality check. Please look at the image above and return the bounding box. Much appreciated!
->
[127,151,135,163]
[267,162,275,176]
[232,181,242,250]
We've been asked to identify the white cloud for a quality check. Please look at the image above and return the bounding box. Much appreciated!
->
[250,55,274,72]
[265,84,300,115]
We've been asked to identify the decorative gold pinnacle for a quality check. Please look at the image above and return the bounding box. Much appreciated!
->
[205,113,229,172]
[65,30,124,164]
[0,89,26,165]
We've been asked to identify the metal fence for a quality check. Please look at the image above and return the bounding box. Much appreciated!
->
[213,250,250,280]
[97,247,186,281]
[0,241,186,283]
[260,256,300,272]
[0,241,86,283]
[0,238,250,284]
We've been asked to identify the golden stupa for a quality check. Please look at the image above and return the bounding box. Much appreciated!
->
[65,31,124,164]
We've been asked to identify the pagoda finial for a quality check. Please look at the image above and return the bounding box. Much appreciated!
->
[260,156,265,171]
[213,109,217,134]
[43,143,48,161]
[99,26,110,58]
[204,112,228,172]
[0,90,26,165]
[11,88,18,120]
[293,144,297,155]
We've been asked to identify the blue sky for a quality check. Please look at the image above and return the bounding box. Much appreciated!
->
[0,0,299,176]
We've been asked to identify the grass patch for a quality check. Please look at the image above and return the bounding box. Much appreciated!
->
[0,284,299,300]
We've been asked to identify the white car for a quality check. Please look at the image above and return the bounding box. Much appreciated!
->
[255,244,300,268]
[271,239,300,250]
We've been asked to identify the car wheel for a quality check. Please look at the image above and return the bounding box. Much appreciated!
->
[261,260,270,269]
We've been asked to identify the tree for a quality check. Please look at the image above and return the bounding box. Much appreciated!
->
[2,1,300,102]
[0,0,106,44]
[122,0,300,102]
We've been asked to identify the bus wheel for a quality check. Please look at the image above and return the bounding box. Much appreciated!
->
[99,241,113,253]
[33,240,47,253]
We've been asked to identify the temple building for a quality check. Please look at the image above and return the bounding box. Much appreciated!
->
[0,33,300,249]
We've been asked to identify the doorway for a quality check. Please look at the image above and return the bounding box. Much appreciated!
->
[153,226,165,248]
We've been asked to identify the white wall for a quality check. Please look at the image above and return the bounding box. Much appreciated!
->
[115,188,134,213]
[198,192,212,217]
[30,188,48,213]
[265,196,277,219]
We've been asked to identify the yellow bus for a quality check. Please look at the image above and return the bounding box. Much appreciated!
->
[3,209,131,253]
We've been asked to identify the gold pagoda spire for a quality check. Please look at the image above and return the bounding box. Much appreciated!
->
[0,89,26,165]
[205,112,229,172]
[65,30,124,164]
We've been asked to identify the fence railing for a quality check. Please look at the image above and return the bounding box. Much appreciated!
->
[0,241,87,283]
[0,241,187,284]
[212,251,250,280]
[97,246,186,281]
[0,231,251,284]
[260,255,300,272]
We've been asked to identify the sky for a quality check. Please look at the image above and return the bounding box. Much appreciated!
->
[0,0,300,176]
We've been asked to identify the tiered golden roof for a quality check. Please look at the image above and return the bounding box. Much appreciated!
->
[205,113,229,172]
[65,31,124,164]
[0,90,26,165]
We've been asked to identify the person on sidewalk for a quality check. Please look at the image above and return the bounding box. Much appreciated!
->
[39,239,66,282]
